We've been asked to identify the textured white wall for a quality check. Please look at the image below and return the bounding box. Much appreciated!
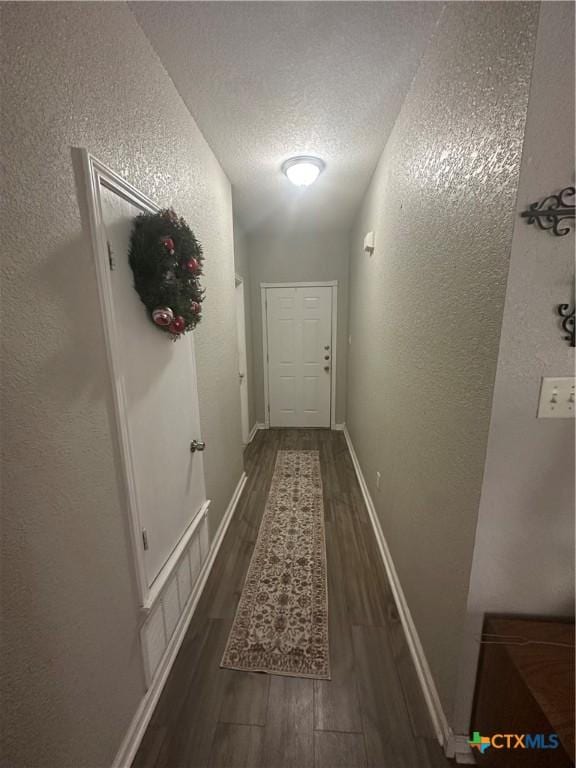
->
[233,220,256,433]
[247,230,349,425]
[0,4,242,767]
[453,1,575,733]
[346,1,538,723]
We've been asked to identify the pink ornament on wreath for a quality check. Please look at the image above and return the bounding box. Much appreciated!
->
[186,257,200,274]
[152,307,174,327]
[190,301,201,315]
[160,236,175,256]
[169,315,185,335]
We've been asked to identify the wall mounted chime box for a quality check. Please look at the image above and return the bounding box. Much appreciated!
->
[363,231,375,254]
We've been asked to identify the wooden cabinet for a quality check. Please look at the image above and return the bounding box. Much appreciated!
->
[472,617,574,767]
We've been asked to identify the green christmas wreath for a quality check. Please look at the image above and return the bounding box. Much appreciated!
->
[128,208,204,339]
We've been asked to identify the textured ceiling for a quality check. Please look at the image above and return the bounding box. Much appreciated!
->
[132,2,441,232]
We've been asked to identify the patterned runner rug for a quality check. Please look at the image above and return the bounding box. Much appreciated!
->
[221,450,330,679]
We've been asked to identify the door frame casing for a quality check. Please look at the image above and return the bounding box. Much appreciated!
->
[81,149,154,607]
[234,274,250,445]
[260,281,338,429]
[80,149,208,609]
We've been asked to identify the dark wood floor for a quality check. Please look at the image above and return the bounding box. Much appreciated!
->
[133,429,453,768]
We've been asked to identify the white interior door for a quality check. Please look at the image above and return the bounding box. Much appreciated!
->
[100,184,207,589]
[235,280,250,444]
[266,286,332,427]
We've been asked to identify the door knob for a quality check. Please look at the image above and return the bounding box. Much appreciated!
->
[323,366,330,372]
[324,355,330,360]
[239,372,245,379]
[190,440,206,453]
[324,345,330,350]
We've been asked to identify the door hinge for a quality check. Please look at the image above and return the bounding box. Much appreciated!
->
[107,241,115,271]
[142,529,149,551]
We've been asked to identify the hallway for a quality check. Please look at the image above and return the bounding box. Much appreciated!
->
[2,3,574,766]
[133,430,451,768]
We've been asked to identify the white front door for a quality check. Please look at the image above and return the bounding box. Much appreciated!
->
[235,280,250,444]
[265,286,332,427]
[100,185,207,589]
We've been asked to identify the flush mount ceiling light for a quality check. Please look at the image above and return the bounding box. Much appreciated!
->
[282,156,325,187]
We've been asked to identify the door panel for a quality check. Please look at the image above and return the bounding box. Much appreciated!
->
[266,286,332,427]
[302,319,321,362]
[303,377,319,412]
[278,319,297,362]
[279,376,297,413]
[100,185,206,588]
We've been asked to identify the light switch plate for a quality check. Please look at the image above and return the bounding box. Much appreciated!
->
[537,377,575,418]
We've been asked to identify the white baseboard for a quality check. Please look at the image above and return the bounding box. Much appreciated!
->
[254,423,343,432]
[446,735,476,764]
[247,423,259,443]
[112,471,248,768]
[206,472,248,565]
[341,425,472,765]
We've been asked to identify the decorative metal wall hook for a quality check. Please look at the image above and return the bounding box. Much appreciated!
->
[521,186,575,236]
[558,303,575,347]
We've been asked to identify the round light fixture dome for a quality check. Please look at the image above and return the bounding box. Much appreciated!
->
[282,156,325,187]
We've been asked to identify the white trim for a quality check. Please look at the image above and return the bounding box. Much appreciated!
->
[341,425,472,765]
[80,150,208,607]
[209,472,248,562]
[330,287,338,428]
[139,501,211,686]
[260,282,338,429]
[80,149,158,605]
[248,423,268,440]
[260,280,338,288]
[112,471,247,768]
[143,500,210,612]
[332,423,345,431]
[261,289,270,428]
[235,279,250,445]
[445,735,476,765]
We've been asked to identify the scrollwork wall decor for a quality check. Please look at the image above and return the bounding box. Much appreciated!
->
[558,303,575,347]
[521,185,575,347]
[521,186,575,236]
